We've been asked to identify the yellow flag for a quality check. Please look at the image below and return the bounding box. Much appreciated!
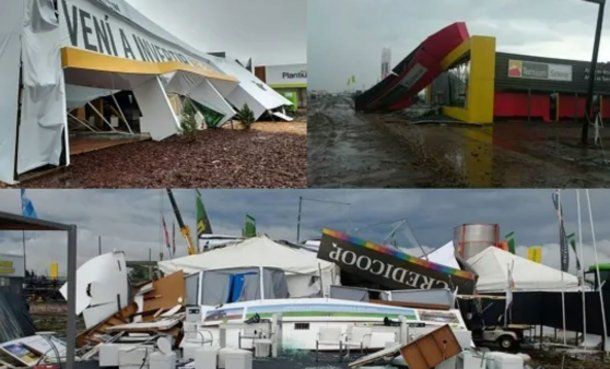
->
[527,246,542,263]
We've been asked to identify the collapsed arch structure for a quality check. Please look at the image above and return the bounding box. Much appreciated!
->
[0,0,292,184]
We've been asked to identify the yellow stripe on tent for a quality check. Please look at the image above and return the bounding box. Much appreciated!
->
[61,47,238,83]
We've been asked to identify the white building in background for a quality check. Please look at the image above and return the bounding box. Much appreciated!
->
[255,63,308,109]
[381,47,392,79]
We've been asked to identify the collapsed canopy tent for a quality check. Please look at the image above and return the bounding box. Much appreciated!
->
[159,236,340,298]
[205,54,293,120]
[0,0,292,184]
[467,246,580,293]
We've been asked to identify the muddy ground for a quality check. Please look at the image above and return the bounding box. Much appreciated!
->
[16,121,306,189]
[308,94,610,188]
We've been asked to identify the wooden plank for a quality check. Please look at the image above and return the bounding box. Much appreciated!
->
[399,325,461,369]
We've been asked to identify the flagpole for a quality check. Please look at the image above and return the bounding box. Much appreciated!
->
[22,230,26,276]
[557,190,567,345]
[576,190,587,350]
[585,189,608,352]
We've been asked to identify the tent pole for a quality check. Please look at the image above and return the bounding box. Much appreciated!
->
[66,225,77,369]
[296,196,303,243]
[87,102,118,132]
[111,94,134,134]
[585,189,608,353]
[576,190,588,350]
[67,112,99,133]
[13,61,24,182]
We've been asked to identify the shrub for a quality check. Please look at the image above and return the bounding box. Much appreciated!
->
[236,103,255,130]
[180,99,199,141]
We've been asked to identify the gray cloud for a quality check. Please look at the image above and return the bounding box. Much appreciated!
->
[308,0,610,92]
[1,189,610,277]
[124,0,306,66]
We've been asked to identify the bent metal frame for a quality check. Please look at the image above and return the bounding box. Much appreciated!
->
[0,211,77,369]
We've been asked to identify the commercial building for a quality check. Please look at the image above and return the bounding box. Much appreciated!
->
[255,63,307,109]
[357,22,610,124]
[430,45,610,123]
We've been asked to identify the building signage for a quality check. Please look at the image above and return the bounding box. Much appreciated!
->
[265,64,307,86]
[59,0,199,65]
[508,59,572,82]
[318,229,476,293]
[399,63,428,90]
[0,254,25,278]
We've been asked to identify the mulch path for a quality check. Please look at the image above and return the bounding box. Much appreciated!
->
[21,121,306,188]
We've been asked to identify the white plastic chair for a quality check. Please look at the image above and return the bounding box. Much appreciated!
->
[316,326,343,362]
[343,325,373,356]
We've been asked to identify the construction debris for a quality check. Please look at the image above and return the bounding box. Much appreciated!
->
[76,267,186,353]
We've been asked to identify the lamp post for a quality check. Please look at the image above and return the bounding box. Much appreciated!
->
[582,0,606,146]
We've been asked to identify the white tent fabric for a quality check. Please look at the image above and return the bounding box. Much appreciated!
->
[427,241,460,269]
[65,85,118,111]
[467,246,580,293]
[158,237,340,298]
[0,1,24,184]
[164,72,237,127]
[205,55,292,120]
[18,0,68,175]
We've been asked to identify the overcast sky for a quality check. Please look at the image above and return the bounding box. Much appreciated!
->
[124,0,306,66]
[309,0,610,92]
[1,189,609,277]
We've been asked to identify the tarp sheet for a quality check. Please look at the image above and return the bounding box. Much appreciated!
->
[467,247,580,292]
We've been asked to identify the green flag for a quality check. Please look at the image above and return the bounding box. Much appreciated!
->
[196,191,213,237]
[567,233,581,270]
[243,214,256,238]
[505,231,516,254]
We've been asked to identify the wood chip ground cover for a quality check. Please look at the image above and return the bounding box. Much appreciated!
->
[20,121,306,189]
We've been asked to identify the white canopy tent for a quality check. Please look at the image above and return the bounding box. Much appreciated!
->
[158,237,340,298]
[0,0,292,184]
[467,246,580,293]
[426,241,461,269]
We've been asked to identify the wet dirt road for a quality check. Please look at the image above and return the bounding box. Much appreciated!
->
[308,94,610,188]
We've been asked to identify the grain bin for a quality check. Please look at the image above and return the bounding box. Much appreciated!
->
[453,224,499,259]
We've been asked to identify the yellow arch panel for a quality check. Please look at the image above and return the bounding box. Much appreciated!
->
[61,47,238,83]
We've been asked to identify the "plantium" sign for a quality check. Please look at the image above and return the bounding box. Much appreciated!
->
[508,59,572,82]
[318,229,476,293]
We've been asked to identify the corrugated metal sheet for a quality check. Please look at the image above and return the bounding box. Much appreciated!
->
[495,52,610,94]
[0,290,36,343]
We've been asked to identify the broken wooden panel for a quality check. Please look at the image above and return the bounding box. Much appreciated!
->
[399,325,461,369]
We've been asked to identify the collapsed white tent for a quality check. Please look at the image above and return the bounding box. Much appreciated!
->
[467,246,580,293]
[0,0,292,184]
[158,237,340,298]
[205,54,293,120]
